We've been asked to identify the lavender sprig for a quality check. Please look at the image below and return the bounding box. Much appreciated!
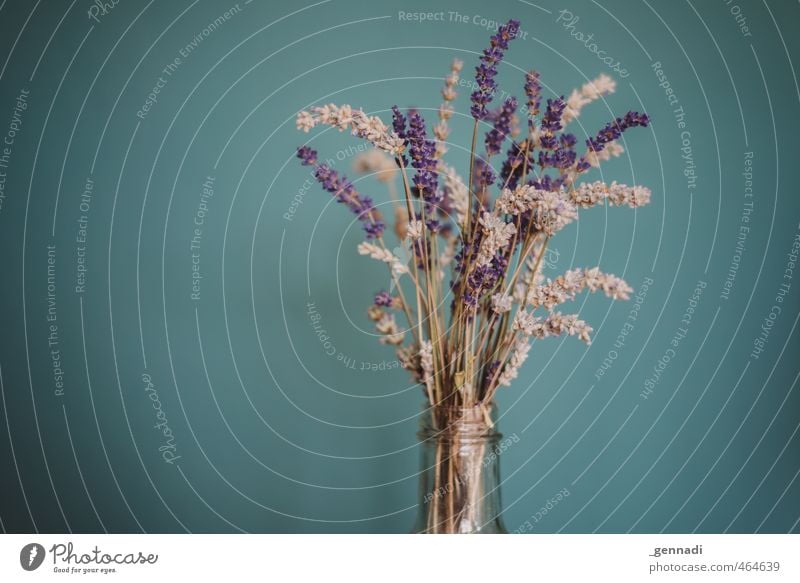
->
[586,111,650,152]
[485,97,518,156]
[575,111,649,174]
[406,112,438,199]
[473,158,496,192]
[498,139,533,189]
[297,146,385,238]
[470,19,520,120]
[405,110,443,230]
[374,290,394,307]
[464,254,508,308]
[391,105,409,165]
[524,70,541,126]
[538,133,577,170]
[539,97,567,149]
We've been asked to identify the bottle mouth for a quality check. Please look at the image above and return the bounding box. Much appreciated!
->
[417,403,502,442]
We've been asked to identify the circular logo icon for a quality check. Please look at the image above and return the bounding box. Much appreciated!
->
[19,543,45,571]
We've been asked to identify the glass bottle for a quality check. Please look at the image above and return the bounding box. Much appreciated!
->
[412,404,507,533]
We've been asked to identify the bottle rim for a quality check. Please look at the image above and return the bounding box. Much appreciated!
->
[417,402,502,442]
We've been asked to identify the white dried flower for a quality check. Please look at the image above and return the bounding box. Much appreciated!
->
[491,293,513,314]
[352,149,397,182]
[526,243,549,285]
[510,112,521,138]
[441,163,468,228]
[314,103,336,124]
[435,58,463,159]
[584,140,624,167]
[570,181,651,209]
[607,182,651,207]
[513,309,539,336]
[434,119,451,142]
[513,308,592,344]
[419,340,434,392]
[528,125,542,148]
[391,260,409,276]
[380,133,407,156]
[582,267,633,300]
[513,251,548,303]
[296,110,316,132]
[357,242,409,275]
[333,104,354,130]
[376,314,405,345]
[563,74,616,124]
[537,312,593,344]
[296,103,405,156]
[496,184,538,215]
[530,190,578,235]
[527,267,633,309]
[513,282,528,304]
[477,213,517,265]
[570,180,608,208]
[406,220,424,241]
[439,235,457,268]
[498,338,531,387]
[393,207,409,241]
[441,85,457,102]
[357,241,389,260]
[397,343,422,382]
[351,109,402,155]
[526,280,569,310]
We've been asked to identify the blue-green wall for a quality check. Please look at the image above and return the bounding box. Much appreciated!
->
[0,0,798,533]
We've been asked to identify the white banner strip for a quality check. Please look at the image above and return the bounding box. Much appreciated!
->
[1,534,798,581]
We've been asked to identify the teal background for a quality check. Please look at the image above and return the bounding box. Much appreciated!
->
[0,0,798,533]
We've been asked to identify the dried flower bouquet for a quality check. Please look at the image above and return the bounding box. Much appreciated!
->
[295,20,650,532]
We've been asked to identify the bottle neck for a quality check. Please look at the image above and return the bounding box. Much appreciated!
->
[417,403,499,441]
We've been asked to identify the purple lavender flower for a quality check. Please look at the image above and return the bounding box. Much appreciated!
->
[538,133,577,170]
[363,219,386,238]
[450,236,479,304]
[470,19,521,120]
[297,145,317,166]
[560,133,577,148]
[483,360,500,386]
[391,105,407,140]
[297,146,385,238]
[405,110,443,231]
[425,217,442,233]
[539,97,566,149]
[526,173,563,192]
[538,150,575,170]
[473,158,496,190]
[405,111,439,200]
[464,254,508,308]
[485,97,517,156]
[498,139,533,189]
[586,111,650,152]
[453,238,480,276]
[374,290,393,307]
[524,70,541,122]
[313,163,352,196]
[540,97,566,133]
[391,105,408,164]
[575,158,592,173]
[524,70,542,146]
